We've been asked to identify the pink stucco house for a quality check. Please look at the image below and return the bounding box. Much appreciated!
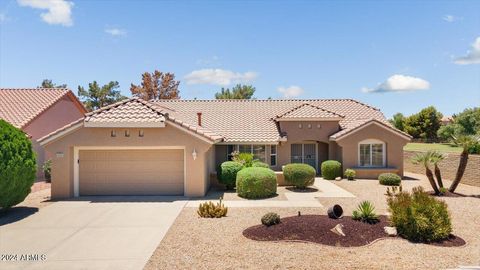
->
[0,88,87,180]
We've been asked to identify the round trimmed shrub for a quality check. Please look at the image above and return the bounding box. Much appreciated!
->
[252,161,269,168]
[283,163,316,189]
[344,169,356,180]
[379,173,401,186]
[218,161,244,189]
[0,120,36,210]
[321,160,342,180]
[261,212,280,226]
[236,167,277,199]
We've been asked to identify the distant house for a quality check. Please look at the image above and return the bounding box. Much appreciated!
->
[39,98,411,199]
[441,116,454,125]
[0,88,87,180]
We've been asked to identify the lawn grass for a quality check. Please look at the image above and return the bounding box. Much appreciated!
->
[404,142,463,153]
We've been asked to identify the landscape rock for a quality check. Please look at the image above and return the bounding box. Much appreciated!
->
[384,226,397,236]
[330,224,345,237]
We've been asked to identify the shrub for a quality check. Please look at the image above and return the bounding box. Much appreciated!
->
[321,160,342,180]
[43,159,52,182]
[0,120,36,210]
[283,163,316,189]
[387,186,452,242]
[252,161,269,168]
[379,173,401,186]
[232,151,254,167]
[468,142,480,154]
[352,201,379,224]
[344,169,356,180]
[197,197,228,218]
[261,212,280,226]
[218,161,244,189]
[236,167,277,199]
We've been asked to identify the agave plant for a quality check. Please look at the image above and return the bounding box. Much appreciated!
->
[352,201,379,224]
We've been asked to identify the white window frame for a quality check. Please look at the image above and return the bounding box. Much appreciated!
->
[358,139,386,167]
[226,144,267,162]
[270,145,277,166]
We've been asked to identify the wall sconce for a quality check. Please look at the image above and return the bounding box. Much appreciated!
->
[125,130,130,137]
[317,124,322,129]
[111,130,116,137]
[192,148,197,160]
[298,124,303,129]
[139,130,144,137]
[307,124,312,129]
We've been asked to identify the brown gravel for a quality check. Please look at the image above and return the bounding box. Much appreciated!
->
[145,173,480,270]
[243,215,390,247]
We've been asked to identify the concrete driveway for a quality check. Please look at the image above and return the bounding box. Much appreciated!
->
[0,196,187,270]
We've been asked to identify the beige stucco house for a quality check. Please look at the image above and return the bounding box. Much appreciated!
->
[38,98,411,199]
[0,88,87,180]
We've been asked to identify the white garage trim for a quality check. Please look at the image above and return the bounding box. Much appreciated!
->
[73,146,186,197]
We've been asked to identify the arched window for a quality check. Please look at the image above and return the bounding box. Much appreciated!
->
[358,139,385,167]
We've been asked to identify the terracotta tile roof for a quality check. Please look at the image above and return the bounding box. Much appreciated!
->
[275,103,344,119]
[0,88,73,128]
[82,98,222,142]
[85,98,166,125]
[152,99,390,142]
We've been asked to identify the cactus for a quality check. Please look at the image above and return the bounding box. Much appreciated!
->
[197,197,228,218]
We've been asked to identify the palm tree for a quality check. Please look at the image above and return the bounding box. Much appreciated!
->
[449,135,479,192]
[411,151,440,195]
[429,151,445,189]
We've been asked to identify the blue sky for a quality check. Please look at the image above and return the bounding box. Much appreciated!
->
[0,0,479,118]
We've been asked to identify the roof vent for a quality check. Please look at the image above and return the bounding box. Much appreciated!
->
[197,112,202,126]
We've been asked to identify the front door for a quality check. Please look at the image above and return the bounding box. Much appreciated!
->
[291,143,317,170]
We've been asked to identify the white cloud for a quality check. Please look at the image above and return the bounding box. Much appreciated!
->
[277,86,304,98]
[443,15,457,22]
[105,27,127,37]
[184,69,257,86]
[17,0,73,26]
[454,37,480,65]
[362,74,430,93]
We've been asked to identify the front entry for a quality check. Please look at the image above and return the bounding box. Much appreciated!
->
[291,143,317,170]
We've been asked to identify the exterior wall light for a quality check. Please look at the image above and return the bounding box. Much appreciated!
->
[111,130,116,137]
[298,124,303,129]
[317,124,322,129]
[125,130,130,137]
[192,148,197,160]
[307,124,312,129]
[139,130,144,137]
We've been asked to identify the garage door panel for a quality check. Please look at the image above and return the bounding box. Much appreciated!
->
[79,149,184,196]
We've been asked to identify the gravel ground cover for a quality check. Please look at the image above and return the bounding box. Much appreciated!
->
[146,173,480,269]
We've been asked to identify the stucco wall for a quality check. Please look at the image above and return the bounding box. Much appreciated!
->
[23,96,85,180]
[404,150,480,187]
[335,123,409,178]
[279,121,340,143]
[44,124,213,198]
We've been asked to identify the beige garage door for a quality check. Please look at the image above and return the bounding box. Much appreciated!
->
[79,149,184,196]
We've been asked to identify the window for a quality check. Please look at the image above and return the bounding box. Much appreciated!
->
[226,144,266,162]
[270,145,277,166]
[358,139,385,167]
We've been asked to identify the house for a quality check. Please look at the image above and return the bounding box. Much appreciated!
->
[441,115,454,125]
[38,98,411,199]
[0,88,87,180]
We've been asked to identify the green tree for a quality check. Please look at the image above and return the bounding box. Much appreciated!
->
[454,107,480,135]
[389,113,405,131]
[215,84,256,99]
[404,106,443,141]
[0,120,36,210]
[39,79,67,88]
[130,70,180,100]
[78,81,126,111]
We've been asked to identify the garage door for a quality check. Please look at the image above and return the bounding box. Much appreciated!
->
[79,149,184,196]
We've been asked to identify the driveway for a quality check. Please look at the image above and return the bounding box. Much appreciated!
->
[0,196,186,270]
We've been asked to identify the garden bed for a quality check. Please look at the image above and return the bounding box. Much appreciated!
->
[243,215,389,247]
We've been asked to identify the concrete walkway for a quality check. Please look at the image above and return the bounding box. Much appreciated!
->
[0,197,186,270]
[186,177,355,208]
